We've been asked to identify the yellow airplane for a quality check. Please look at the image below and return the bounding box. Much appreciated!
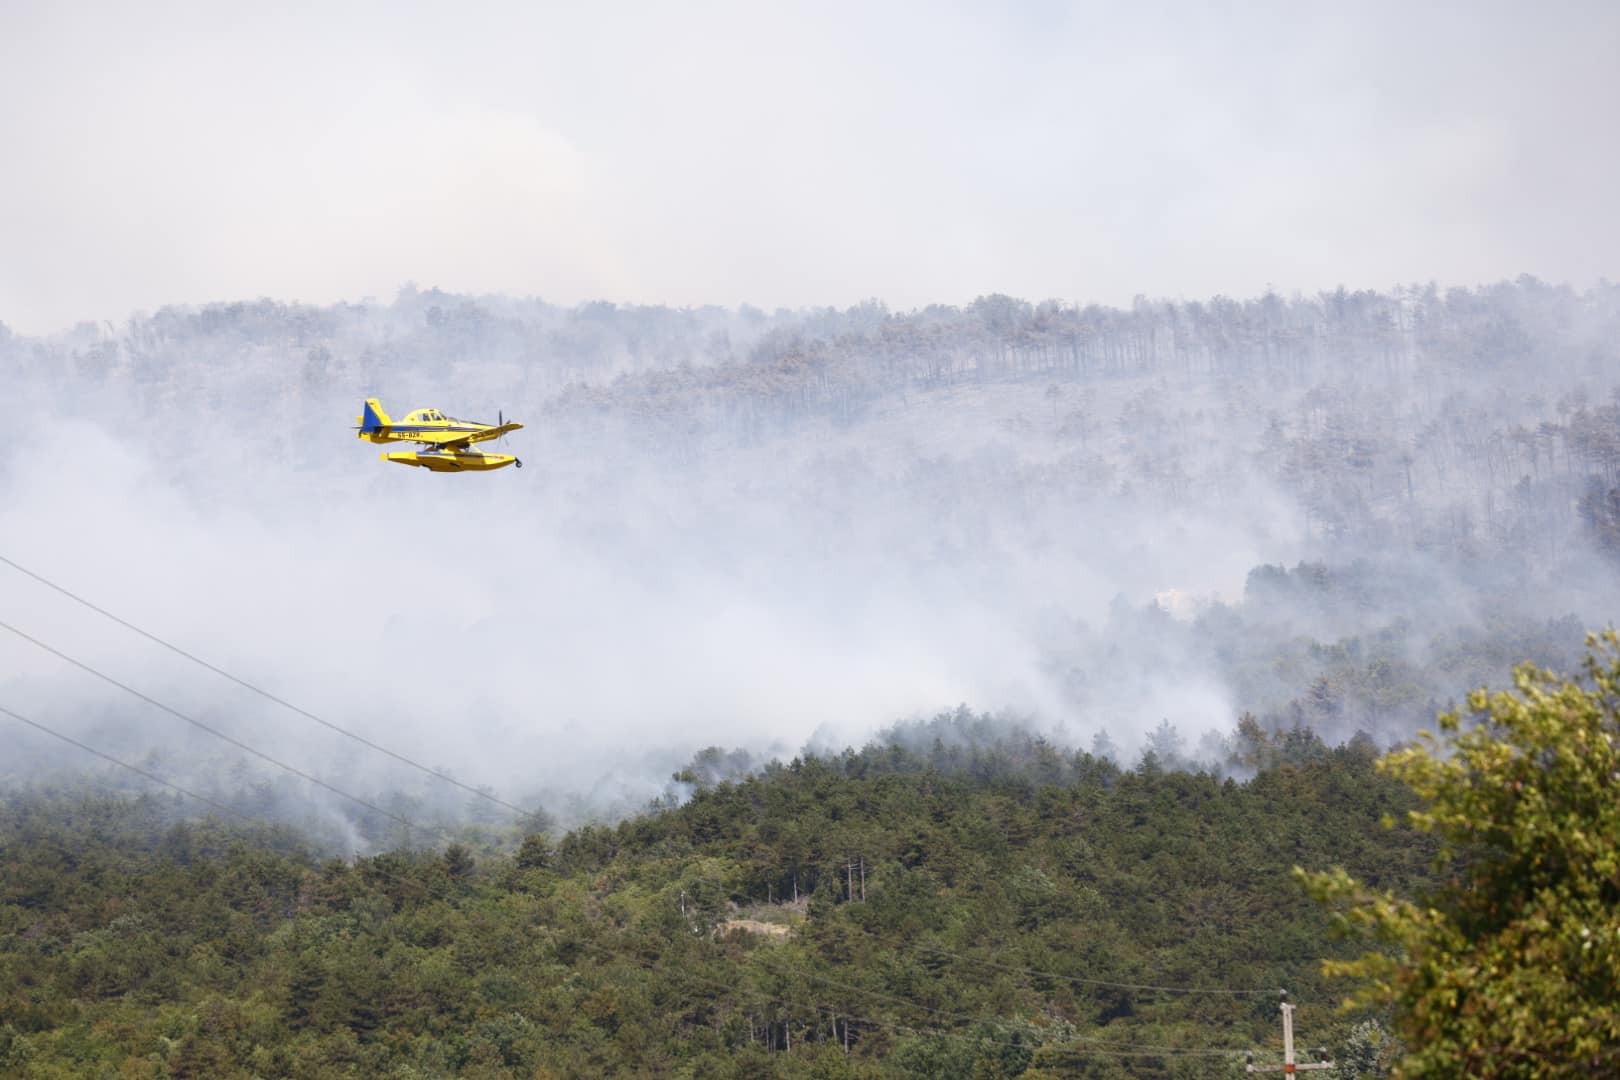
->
[355,399,523,471]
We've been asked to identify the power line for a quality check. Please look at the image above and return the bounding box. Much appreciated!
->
[1,700,447,899]
[0,556,1310,1057]
[1,701,254,824]
[0,552,532,819]
[0,616,432,840]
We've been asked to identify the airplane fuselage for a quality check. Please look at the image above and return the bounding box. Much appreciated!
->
[358,407,488,445]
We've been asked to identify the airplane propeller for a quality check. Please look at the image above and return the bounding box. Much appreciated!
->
[497,409,523,467]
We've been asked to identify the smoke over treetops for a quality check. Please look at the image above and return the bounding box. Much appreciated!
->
[2,280,1615,830]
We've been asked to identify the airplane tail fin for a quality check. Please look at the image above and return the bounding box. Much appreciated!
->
[358,398,391,434]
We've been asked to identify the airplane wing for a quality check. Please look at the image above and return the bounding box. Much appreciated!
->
[416,422,523,450]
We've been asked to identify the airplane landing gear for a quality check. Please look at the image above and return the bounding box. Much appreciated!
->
[514,459,523,469]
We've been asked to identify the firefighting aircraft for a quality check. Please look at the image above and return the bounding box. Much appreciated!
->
[354,398,523,471]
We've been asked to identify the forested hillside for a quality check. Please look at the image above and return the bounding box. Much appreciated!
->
[0,719,1437,1078]
[6,278,1619,811]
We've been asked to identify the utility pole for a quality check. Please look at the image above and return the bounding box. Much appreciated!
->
[1247,991,1333,1074]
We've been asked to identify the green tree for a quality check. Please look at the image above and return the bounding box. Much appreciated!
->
[1299,632,1620,1077]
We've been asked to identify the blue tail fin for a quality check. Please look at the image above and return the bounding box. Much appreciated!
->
[359,398,391,433]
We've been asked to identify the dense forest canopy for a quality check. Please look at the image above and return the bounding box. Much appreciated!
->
[1,716,1442,1078]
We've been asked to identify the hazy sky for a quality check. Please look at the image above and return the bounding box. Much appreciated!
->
[1,0,1615,334]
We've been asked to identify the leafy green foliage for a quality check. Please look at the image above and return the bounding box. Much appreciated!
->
[1299,633,1620,1076]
